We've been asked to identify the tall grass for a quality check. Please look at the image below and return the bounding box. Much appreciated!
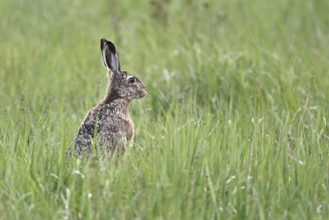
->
[1,0,329,219]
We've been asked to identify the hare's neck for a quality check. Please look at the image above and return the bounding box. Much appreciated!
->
[100,74,115,103]
[100,79,130,114]
[102,89,119,103]
[101,80,116,102]
[112,98,130,110]
[101,92,130,113]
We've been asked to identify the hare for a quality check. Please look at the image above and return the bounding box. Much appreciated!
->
[69,38,147,158]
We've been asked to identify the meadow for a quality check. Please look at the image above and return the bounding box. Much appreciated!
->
[1,0,329,219]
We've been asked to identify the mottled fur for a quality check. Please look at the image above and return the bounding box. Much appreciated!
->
[67,38,146,158]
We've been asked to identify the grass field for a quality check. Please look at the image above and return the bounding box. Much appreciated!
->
[1,0,329,219]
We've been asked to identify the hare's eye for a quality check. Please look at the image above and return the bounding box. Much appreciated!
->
[128,77,136,84]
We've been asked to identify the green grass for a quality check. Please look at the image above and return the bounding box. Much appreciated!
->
[1,0,329,219]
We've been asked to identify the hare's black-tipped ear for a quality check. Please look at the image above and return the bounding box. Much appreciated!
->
[100,38,121,73]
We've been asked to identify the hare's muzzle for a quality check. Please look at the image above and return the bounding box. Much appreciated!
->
[139,87,147,98]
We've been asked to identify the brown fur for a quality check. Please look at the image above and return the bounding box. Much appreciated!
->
[67,39,146,159]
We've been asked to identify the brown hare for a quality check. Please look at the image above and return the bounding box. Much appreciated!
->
[68,38,147,159]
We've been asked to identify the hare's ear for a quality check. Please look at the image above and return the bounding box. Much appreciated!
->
[100,38,121,73]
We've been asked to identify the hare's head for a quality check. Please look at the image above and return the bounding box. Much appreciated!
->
[100,38,147,101]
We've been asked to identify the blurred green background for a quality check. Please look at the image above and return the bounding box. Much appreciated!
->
[1,0,329,219]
